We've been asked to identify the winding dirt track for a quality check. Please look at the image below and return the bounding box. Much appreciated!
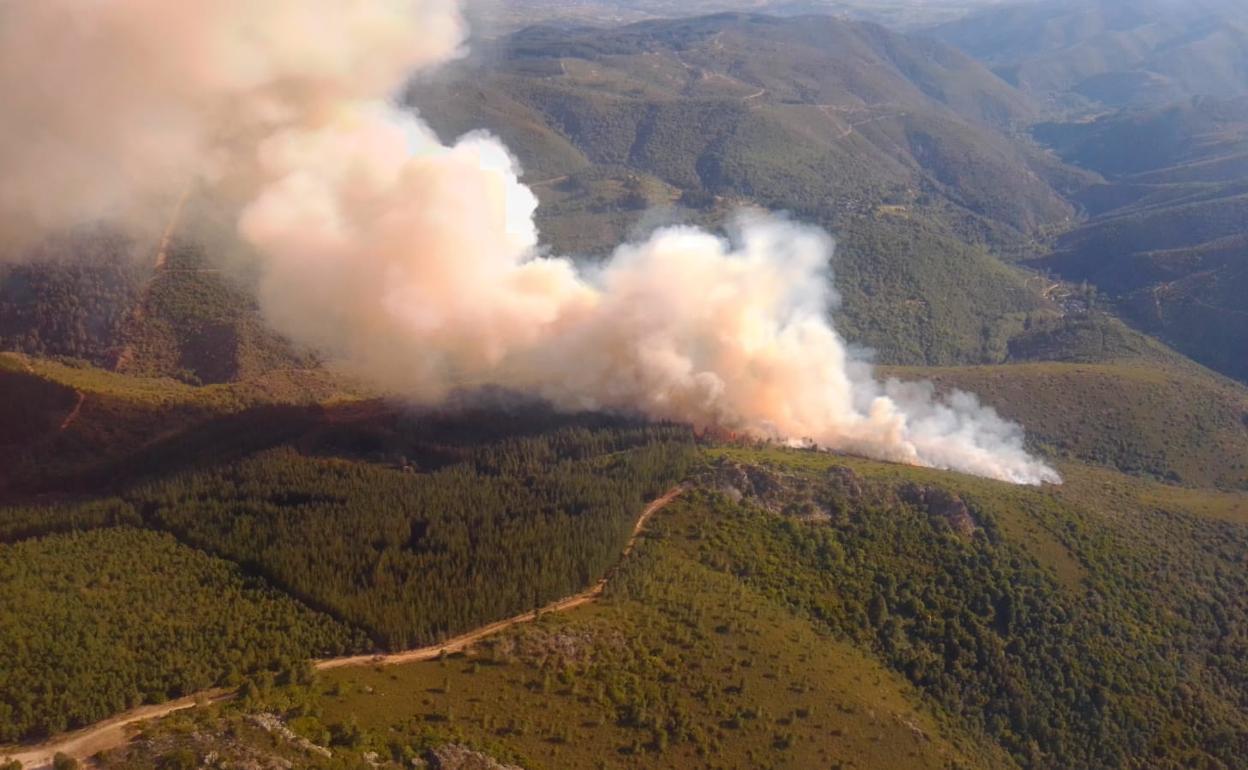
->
[58,391,86,432]
[5,692,233,770]
[3,487,684,769]
[318,485,682,669]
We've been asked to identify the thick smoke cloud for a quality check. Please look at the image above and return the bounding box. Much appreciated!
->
[0,0,465,248]
[0,0,1060,485]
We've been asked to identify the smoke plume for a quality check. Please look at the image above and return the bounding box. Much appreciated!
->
[0,0,1060,485]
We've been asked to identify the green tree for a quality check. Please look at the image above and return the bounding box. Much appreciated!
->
[52,753,79,770]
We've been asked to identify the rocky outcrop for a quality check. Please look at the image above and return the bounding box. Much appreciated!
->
[705,460,787,506]
[426,744,522,770]
[246,713,333,758]
[826,465,865,500]
[702,458,868,523]
[899,484,979,537]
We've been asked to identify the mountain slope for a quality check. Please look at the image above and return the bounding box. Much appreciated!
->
[1031,96,1248,381]
[411,13,1076,365]
[890,360,1248,489]
[931,0,1248,110]
[74,446,1248,770]
[0,218,316,386]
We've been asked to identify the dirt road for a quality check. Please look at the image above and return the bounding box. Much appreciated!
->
[2,487,684,768]
[318,485,682,670]
[111,185,192,372]
[5,691,233,770]
[58,391,86,432]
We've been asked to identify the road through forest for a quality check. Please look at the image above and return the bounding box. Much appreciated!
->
[3,487,685,769]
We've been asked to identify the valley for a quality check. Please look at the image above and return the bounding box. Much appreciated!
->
[2,2,1248,769]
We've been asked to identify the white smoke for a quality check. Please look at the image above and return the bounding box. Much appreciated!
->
[0,0,1060,485]
[0,0,466,250]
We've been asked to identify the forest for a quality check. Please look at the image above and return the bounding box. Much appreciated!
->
[129,424,696,649]
[687,454,1248,769]
[0,528,365,742]
[0,416,695,744]
[103,450,1248,770]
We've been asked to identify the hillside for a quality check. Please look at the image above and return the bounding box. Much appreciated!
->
[0,405,693,744]
[29,445,1248,770]
[0,225,316,386]
[7,4,1248,770]
[888,360,1248,489]
[0,13,1084,376]
[0,229,146,365]
[1033,95,1248,180]
[1030,96,1248,382]
[931,0,1248,111]
[472,0,1021,35]
[6,336,1248,768]
[0,351,370,497]
[409,13,1086,365]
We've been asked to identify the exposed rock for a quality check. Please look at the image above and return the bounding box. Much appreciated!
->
[485,624,626,672]
[100,717,313,770]
[246,713,333,758]
[826,465,864,500]
[426,744,522,770]
[896,715,932,743]
[703,458,866,523]
[705,460,787,505]
[899,484,978,537]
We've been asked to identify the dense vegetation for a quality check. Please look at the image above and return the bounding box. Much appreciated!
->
[0,355,360,495]
[337,450,1248,769]
[698,449,1248,769]
[5,9,1248,769]
[0,498,140,544]
[887,360,1248,489]
[1031,96,1248,383]
[0,528,365,743]
[117,241,316,385]
[101,450,1248,770]
[0,227,313,386]
[128,425,695,649]
[0,229,143,366]
[0,414,694,751]
[94,492,1012,770]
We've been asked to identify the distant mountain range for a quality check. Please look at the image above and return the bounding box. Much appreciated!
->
[468,0,1013,34]
[932,0,1248,111]
[6,8,1244,387]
